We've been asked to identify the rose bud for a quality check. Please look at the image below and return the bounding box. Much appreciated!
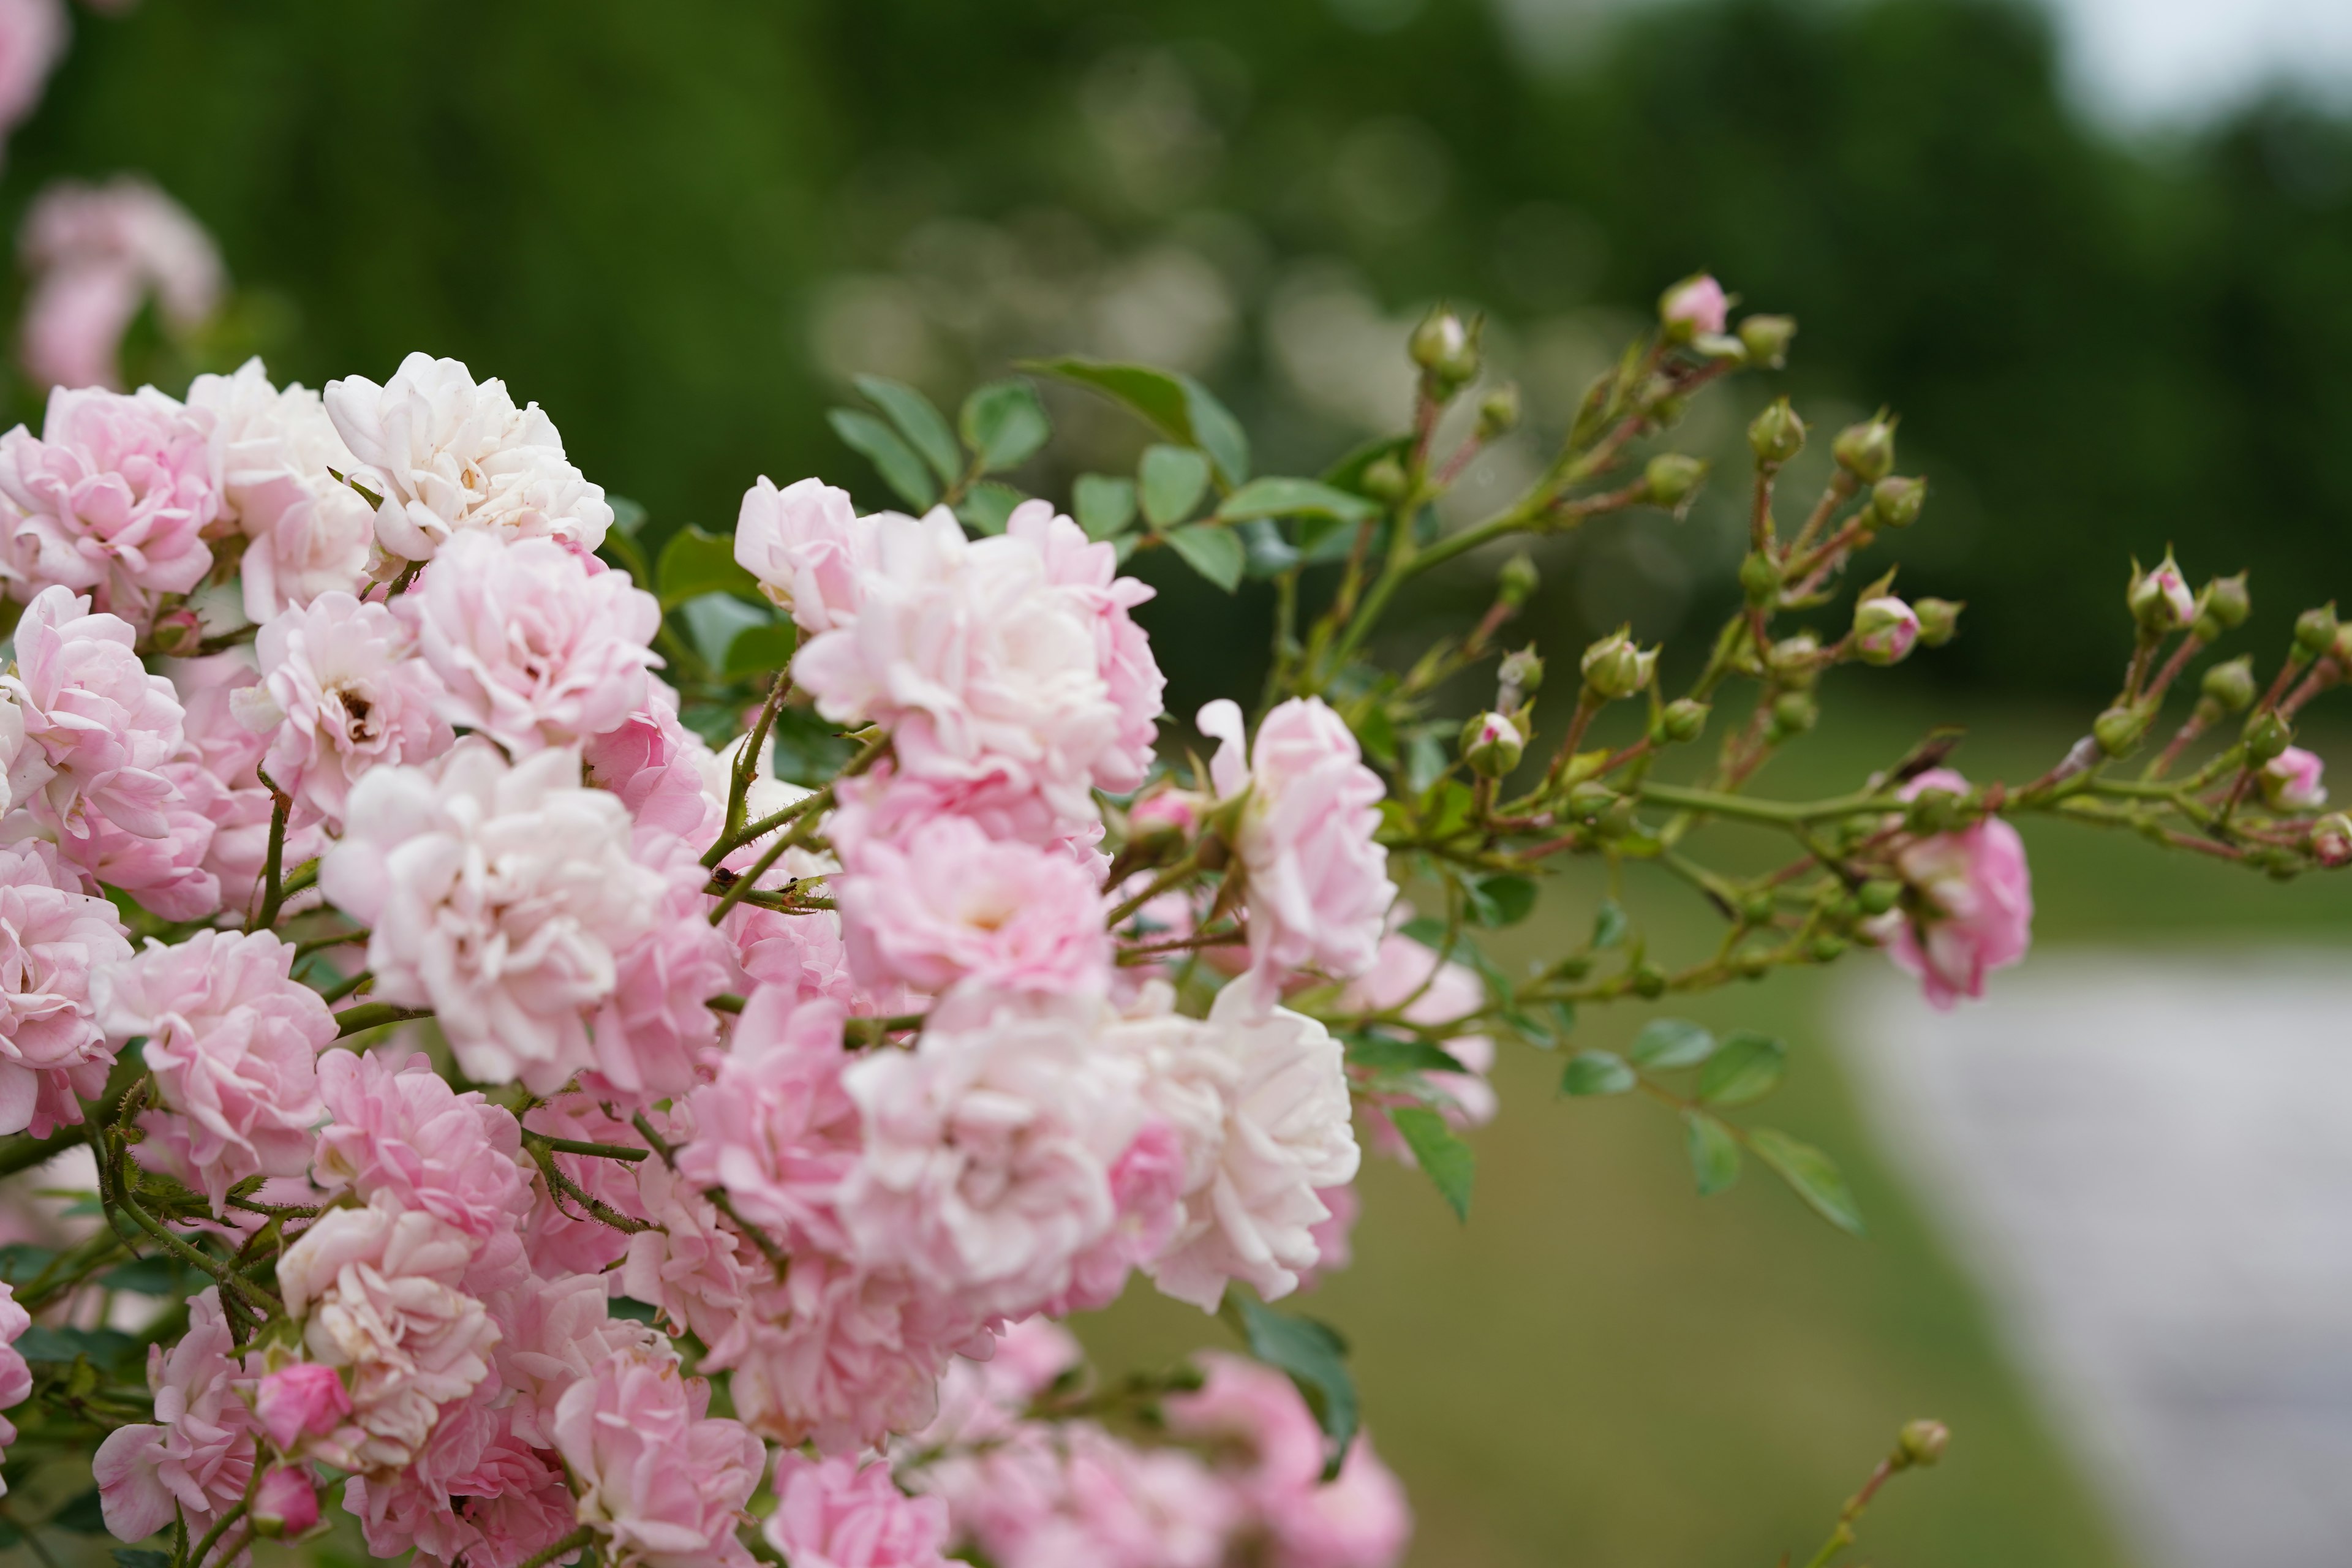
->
[1580,628,1657,701]
[2309,813,2352,868]
[251,1465,321,1539]
[2261,746,2328,811]
[2201,655,2256,713]
[1737,313,1796,368]
[2295,603,2339,656]
[1748,398,1806,466]
[255,1362,351,1453]
[1867,474,1926,529]
[1913,597,1963,647]
[1832,412,1898,483]
[1658,273,1729,342]
[1460,711,1525,777]
[1853,596,1921,666]
[1643,453,1708,508]
[2128,552,2196,634]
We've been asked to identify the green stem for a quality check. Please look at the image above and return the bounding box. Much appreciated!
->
[334,1002,432,1036]
[523,1134,650,1163]
[518,1525,597,1568]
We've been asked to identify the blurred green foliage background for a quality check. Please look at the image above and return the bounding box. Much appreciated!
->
[10,1,2352,1562]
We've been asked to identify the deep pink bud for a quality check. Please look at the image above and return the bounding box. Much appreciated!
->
[254,1362,349,1452]
[1659,274,1728,341]
[251,1465,320,1538]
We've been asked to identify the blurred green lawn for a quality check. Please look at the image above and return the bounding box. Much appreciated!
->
[1079,688,2352,1568]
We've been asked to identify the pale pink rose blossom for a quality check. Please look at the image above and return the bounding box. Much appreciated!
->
[252,1463,322,1536]
[0,837,128,1135]
[588,826,735,1104]
[1874,767,2033,1009]
[323,352,612,563]
[244,590,451,829]
[1338,927,1498,1159]
[0,1280,28,1480]
[166,650,324,914]
[792,507,1147,836]
[94,928,333,1211]
[1006,499,1164,793]
[92,1288,256,1542]
[1128,984,1362,1311]
[679,989,859,1254]
[0,384,221,625]
[519,1096,657,1278]
[1295,1183,1360,1291]
[2263,745,2328,810]
[551,1350,764,1568]
[276,1195,500,1474]
[72,772,221,922]
[1197,698,1395,1001]
[839,989,1152,1320]
[185,358,375,620]
[1165,1355,1412,1568]
[829,762,1109,873]
[318,738,668,1092]
[837,811,1112,999]
[312,1050,530,1240]
[445,1435,584,1568]
[0,0,63,162]
[1659,273,1728,339]
[338,1385,503,1565]
[1047,1115,1186,1316]
[582,696,722,842]
[399,530,660,755]
[4,583,185,840]
[254,1362,352,1454]
[18,177,223,393]
[734,475,873,634]
[768,1453,955,1568]
[620,1156,755,1347]
[484,1267,666,1452]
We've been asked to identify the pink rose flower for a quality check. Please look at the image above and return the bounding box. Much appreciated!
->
[1659,273,1728,339]
[4,583,186,842]
[252,1463,321,1537]
[93,1288,256,1543]
[551,1351,764,1568]
[0,0,61,149]
[679,989,860,1256]
[275,1196,500,1474]
[18,177,223,392]
[1197,698,1395,1002]
[620,1157,756,1347]
[483,1267,666,1452]
[837,811,1112,1000]
[0,384,222,625]
[0,1280,29,1466]
[582,696,723,842]
[0,838,129,1135]
[589,826,736,1105]
[319,739,668,1093]
[1296,1183,1360,1292]
[94,928,333,1212]
[767,1453,954,1568]
[2263,745,2328,810]
[247,590,453,830]
[1006,499,1164,795]
[735,475,872,634]
[398,530,661,755]
[186,358,375,621]
[313,1050,530,1240]
[1338,927,1498,1161]
[519,1096,657,1279]
[166,650,325,916]
[323,351,612,562]
[1876,767,2033,1009]
[839,990,1151,1321]
[830,762,1109,872]
[254,1362,352,1455]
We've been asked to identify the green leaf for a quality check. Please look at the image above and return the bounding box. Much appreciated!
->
[770,707,854,787]
[50,1491,107,1534]
[1591,899,1630,950]
[679,592,771,671]
[99,1256,181,1294]
[0,1243,55,1284]
[854,374,961,485]
[1164,524,1245,592]
[1229,1297,1358,1478]
[1684,1112,1741,1196]
[1398,914,1449,950]
[1235,517,1300,578]
[1697,1031,1789,1107]
[960,379,1052,472]
[1561,1049,1635,1096]
[1021,356,1250,487]
[1751,1128,1866,1235]
[1140,444,1212,529]
[722,619,797,681]
[1403,728,1449,794]
[1390,1106,1475,1221]
[1345,1033,1468,1076]
[17,1324,133,1366]
[956,480,1024,536]
[1463,873,1538,929]
[1627,1018,1716,1069]
[656,524,760,609]
[829,407,938,510]
[1073,475,1137,541]
[608,494,649,536]
[1215,476,1379,527]
[115,1551,172,1568]
[1320,434,1411,496]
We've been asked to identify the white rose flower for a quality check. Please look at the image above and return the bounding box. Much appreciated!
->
[186,357,376,622]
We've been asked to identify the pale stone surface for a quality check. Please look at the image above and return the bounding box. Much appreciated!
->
[1841,955,2352,1568]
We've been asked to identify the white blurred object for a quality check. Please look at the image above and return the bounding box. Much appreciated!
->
[1842,955,2352,1568]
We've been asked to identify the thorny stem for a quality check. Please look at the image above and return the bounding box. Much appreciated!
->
[248,769,292,932]
[334,1002,432,1037]
[517,1525,597,1568]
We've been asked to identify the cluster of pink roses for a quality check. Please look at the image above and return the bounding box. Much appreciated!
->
[0,349,1453,1566]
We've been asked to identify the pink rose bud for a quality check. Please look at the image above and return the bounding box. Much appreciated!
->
[146,607,203,658]
[1853,596,1920,666]
[1658,273,1728,341]
[1128,787,1203,843]
[2310,813,2352,868]
[2128,553,2196,634]
[251,1465,320,1539]
[254,1362,350,1452]
[2261,746,2328,812]
[1460,711,1524,777]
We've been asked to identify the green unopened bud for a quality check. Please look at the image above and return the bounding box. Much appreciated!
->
[1737,313,1797,368]
[1498,646,1544,696]
[1657,697,1710,744]
[1562,781,1616,821]
[1643,453,1708,509]
[1496,553,1539,608]
[1580,628,1657,701]
[2128,552,2196,635]
[2093,702,2154,759]
[2296,604,2340,656]
[1631,963,1667,999]
[1739,551,1781,608]
[1856,878,1901,916]
[1831,411,1898,483]
[1476,383,1521,441]
[148,608,203,658]
[2244,708,2293,763]
[1867,474,1926,529]
[2201,655,2257,713]
[1768,689,1819,738]
[1768,632,1823,688]
[1409,304,1480,389]
[1460,711,1525,777]
[1362,455,1409,505]
[1913,598,1962,647]
[1748,398,1806,466]
[1809,933,1849,962]
[1904,788,1962,835]
[1896,1419,1951,1469]
[2203,571,2251,631]
[2332,622,2352,671]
